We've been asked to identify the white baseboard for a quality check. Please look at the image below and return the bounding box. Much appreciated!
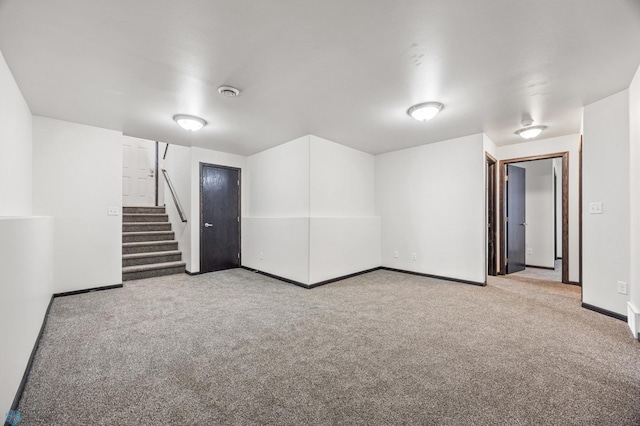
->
[627,302,640,340]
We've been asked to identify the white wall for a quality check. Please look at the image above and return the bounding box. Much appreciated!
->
[246,136,310,217]
[32,117,123,293]
[244,135,380,285]
[0,50,32,216]
[244,136,311,283]
[309,136,380,283]
[309,218,380,283]
[377,134,486,284]
[629,65,640,336]
[496,134,581,282]
[512,160,555,268]
[0,217,53,415]
[243,217,310,284]
[583,90,630,315]
[483,134,499,161]
[484,134,499,276]
[309,135,375,216]
[190,147,246,272]
[162,143,192,271]
[0,50,54,416]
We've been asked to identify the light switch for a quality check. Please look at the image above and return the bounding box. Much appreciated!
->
[588,202,603,214]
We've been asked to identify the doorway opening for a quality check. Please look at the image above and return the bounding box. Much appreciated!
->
[498,152,575,285]
[486,153,497,276]
[121,138,183,280]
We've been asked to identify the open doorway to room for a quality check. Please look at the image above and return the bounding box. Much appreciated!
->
[486,153,497,276]
[498,152,572,285]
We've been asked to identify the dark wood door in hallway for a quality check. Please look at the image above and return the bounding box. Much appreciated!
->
[200,163,241,273]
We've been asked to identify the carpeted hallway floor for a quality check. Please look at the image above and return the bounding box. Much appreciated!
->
[17,269,640,425]
[513,259,563,282]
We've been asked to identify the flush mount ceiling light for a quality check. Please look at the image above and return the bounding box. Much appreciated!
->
[173,114,207,132]
[218,86,240,97]
[407,102,444,121]
[515,119,547,140]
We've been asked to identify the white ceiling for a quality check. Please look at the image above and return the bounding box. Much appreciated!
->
[0,0,639,155]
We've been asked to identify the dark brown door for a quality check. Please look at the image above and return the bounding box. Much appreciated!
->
[200,163,240,273]
[506,164,526,274]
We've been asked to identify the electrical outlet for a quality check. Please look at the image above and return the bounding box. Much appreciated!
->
[527,248,533,255]
[589,202,603,214]
[259,252,264,260]
[108,206,118,216]
[411,252,418,261]
[618,281,628,295]
[393,251,399,258]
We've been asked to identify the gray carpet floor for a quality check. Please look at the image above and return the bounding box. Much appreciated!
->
[17,269,640,425]
[515,260,563,282]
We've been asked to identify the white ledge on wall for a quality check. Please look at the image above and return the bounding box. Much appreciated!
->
[628,302,640,340]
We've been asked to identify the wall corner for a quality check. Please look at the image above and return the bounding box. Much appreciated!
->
[627,301,640,340]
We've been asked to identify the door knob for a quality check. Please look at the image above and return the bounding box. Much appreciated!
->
[521,223,527,226]
[204,223,213,227]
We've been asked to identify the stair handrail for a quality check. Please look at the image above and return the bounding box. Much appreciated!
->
[161,168,187,223]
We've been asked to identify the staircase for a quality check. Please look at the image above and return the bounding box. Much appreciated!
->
[122,206,186,281]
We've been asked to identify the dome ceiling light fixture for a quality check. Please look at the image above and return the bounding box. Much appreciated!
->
[515,118,547,140]
[173,114,207,132]
[407,102,444,122]
[218,85,240,97]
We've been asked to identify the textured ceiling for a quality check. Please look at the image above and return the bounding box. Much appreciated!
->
[0,0,639,155]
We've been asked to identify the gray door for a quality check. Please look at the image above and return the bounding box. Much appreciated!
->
[200,163,240,273]
[506,164,526,274]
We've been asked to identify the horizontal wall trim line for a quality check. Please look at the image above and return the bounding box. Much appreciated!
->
[241,266,487,288]
[582,303,627,322]
[308,268,380,288]
[241,266,311,288]
[379,267,486,286]
[240,266,381,289]
[8,295,54,419]
[53,284,123,298]
[185,270,206,276]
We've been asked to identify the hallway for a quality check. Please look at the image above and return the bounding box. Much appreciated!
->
[511,259,563,283]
